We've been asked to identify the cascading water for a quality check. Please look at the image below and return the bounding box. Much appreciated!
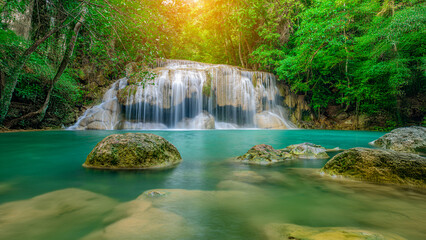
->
[69,60,296,130]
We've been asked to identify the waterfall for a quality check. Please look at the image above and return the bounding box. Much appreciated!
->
[69,60,296,130]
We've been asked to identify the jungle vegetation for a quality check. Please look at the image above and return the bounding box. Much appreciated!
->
[0,0,425,129]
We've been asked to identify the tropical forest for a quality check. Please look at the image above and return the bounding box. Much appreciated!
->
[0,0,425,240]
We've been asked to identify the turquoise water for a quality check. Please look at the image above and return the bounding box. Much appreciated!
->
[0,130,425,239]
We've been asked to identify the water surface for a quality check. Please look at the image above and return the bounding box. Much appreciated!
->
[0,130,425,239]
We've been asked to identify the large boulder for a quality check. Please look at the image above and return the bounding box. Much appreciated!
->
[321,148,426,186]
[236,144,291,165]
[84,133,182,170]
[371,126,426,154]
[282,142,329,159]
[264,223,405,240]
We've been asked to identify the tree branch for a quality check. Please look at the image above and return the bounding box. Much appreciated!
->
[5,5,87,128]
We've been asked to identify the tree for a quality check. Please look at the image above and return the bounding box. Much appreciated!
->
[5,4,87,127]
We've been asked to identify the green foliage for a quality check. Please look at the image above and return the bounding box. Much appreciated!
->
[1,0,167,128]
[1,0,424,128]
[251,0,425,122]
[49,71,83,120]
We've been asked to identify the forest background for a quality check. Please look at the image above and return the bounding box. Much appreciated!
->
[0,0,424,130]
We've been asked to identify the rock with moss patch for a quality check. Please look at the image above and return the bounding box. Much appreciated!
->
[370,126,426,154]
[264,223,405,240]
[236,144,291,165]
[282,142,329,159]
[84,133,182,170]
[321,147,426,187]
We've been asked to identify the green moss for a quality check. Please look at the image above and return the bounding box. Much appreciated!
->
[84,133,182,170]
[322,148,426,187]
[252,73,258,88]
[202,71,212,97]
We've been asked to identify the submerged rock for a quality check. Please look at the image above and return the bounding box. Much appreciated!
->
[371,126,426,154]
[264,223,405,240]
[282,142,329,159]
[230,171,266,183]
[144,190,168,198]
[83,133,182,170]
[82,198,192,240]
[321,148,426,186]
[235,144,291,165]
[0,188,117,240]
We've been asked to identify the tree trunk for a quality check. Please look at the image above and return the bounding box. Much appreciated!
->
[0,16,69,124]
[5,7,86,128]
[238,31,245,68]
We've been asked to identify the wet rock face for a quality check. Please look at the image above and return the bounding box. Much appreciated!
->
[282,142,329,159]
[322,148,426,186]
[176,112,215,129]
[71,60,295,130]
[371,126,426,154]
[236,144,291,165]
[84,133,182,170]
[255,111,287,129]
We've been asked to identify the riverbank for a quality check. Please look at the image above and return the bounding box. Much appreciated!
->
[0,126,62,133]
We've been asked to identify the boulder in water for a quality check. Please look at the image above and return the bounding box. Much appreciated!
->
[282,142,329,159]
[236,144,291,165]
[321,147,426,186]
[370,126,426,154]
[84,133,182,170]
[264,223,405,240]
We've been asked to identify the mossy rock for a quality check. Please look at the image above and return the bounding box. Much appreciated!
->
[84,133,182,170]
[371,126,426,154]
[236,144,291,165]
[321,147,426,187]
[282,142,329,159]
